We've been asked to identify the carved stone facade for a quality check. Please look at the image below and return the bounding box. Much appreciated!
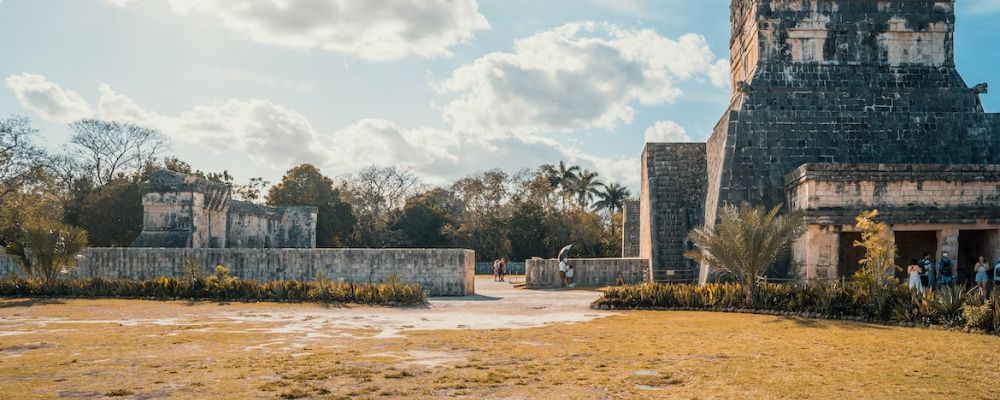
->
[788,164,1000,282]
[638,0,999,283]
[132,170,318,249]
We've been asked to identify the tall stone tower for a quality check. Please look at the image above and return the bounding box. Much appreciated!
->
[699,0,998,281]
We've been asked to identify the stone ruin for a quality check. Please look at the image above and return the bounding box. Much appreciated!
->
[627,0,1000,283]
[131,170,318,249]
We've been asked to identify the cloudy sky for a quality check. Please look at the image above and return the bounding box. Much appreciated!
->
[2,0,998,190]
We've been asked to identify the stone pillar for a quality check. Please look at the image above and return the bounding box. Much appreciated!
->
[793,225,840,281]
[938,228,959,261]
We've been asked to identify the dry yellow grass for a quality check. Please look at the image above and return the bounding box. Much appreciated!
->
[1,297,998,399]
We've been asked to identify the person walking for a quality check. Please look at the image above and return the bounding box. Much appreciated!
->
[994,258,1000,296]
[907,259,924,293]
[499,258,507,282]
[937,252,955,290]
[920,253,935,293]
[558,259,568,287]
[492,258,500,282]
[974,256,989,298]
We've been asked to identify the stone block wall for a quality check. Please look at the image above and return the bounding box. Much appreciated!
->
[0,248,475,296]
[524,258,648,289]
[621,199,640,258]
[639,143,706,283]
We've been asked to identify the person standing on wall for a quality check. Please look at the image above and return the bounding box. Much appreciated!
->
[937,252,955,290]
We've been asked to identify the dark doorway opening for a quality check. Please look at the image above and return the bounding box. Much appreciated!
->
[958,230,995,286]
[838,232,864,279]
[894,231,938,280]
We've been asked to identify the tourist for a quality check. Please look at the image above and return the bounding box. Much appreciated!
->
[920,253,935,292]
[493,258,501,282]
[907,259,923,293]
[558,260,568,287]
[499,258,507,282]
[974,256,989,297]
[994,258,1000,295]
[565,264,576,288]
[937,252,955,289]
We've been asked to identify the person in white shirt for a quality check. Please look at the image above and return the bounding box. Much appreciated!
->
[558,260,568,287]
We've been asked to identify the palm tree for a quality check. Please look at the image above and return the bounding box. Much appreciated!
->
[18,222,90,284]
[593,182,631,216]
[542,161,580,208]
[684,204,806,302]
[594,182,632,239]
[570,169,603,208]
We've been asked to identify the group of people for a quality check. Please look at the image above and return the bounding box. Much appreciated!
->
[492,258,508,282]
[906,251,1000,297]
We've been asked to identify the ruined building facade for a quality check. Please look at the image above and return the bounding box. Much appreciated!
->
[631,0,1000,283]
[131,170,318,249]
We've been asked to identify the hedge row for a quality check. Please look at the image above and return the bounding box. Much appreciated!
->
[0,274,427,306]
[593,282,1000,333]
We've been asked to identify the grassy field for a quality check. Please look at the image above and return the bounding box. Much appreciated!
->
[1,297,998,399]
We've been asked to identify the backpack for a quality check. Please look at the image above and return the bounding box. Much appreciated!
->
[938,259,953,276]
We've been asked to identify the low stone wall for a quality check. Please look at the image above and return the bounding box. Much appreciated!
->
[474,262,525,275]
[525,258,648,289]
[0,248,475,296]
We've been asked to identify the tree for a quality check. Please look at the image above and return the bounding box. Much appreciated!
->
[594,182,632,238]
[685,204,806,301]
[390,189,457,247]
[17,222,89,284]
[341,166,421,246]
[68,119,168,186]
[267,164,356,247]
[852,210,899,284]
[569,169,602,208]
[0,115,46,202]
[541,161,580,208]
[78,180,143,247]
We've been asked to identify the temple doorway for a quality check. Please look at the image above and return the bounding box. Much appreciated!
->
[894,231,938,280]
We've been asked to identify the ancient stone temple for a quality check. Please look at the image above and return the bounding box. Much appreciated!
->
[131,170,318,249]
[632,0,1000,283]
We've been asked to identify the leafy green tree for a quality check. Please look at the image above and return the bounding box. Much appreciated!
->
[685,204,806,301]
[267,164,356,247]
[18,222,89,283]
[852,209,899,285]
[506,200,549,260]
[593,182,631,215]
[78,180,143,247]
[390,189,458,247]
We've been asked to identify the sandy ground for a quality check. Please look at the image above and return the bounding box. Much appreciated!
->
[0,277,610,341]
[4,278,998,399]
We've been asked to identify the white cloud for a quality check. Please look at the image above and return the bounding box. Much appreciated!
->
[435,22,727,137]
[4,73,93,123]
[149,0,489,61]
[97,85,326,168]
[708,59,730,88]
[644,120,691,143]
[104,0,137,7]
[966,0,1000,14]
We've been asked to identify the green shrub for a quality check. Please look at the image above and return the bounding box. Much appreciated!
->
[0,274,427,306]
[593,281,1000,333]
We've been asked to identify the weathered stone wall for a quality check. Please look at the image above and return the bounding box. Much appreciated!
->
[639,143,706,283]
[524,258,648,289]
[696,0,998,282]
[132,170,318,249]
[621,199,641,258]
[0,248,475,296]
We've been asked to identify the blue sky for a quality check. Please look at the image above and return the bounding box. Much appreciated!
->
[2,0,998,190]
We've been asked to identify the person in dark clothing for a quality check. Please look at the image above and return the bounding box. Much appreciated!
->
[937,252,955,289]
[919,253,934,292]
